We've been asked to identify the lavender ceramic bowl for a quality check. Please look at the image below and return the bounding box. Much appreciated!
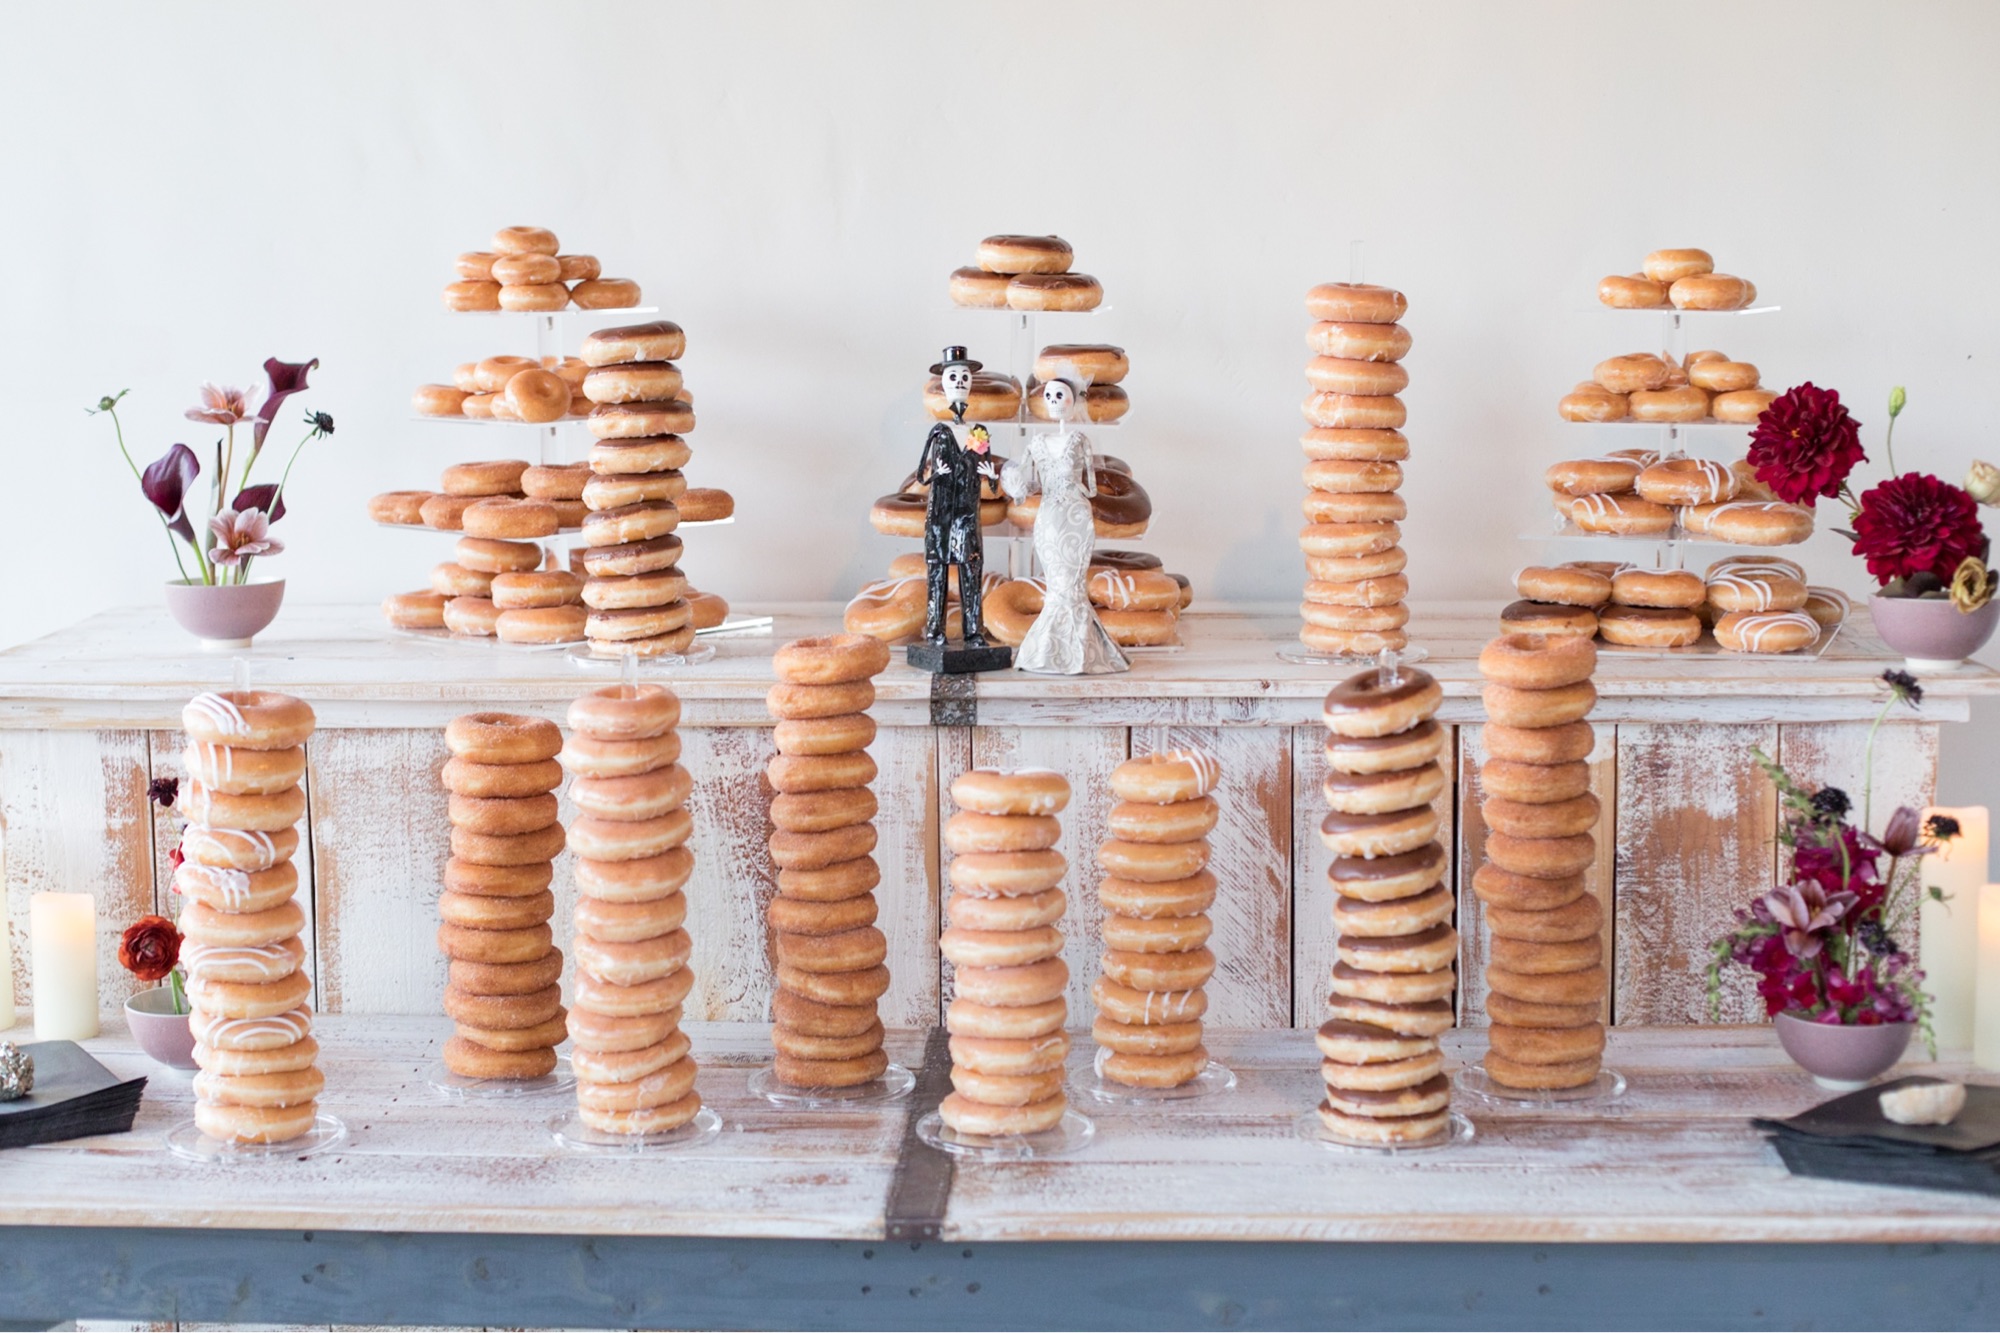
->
[1869,593,2000,671]
[163,579,285,649]
[1773,1012,1912,1091]
[124,985,197,1070]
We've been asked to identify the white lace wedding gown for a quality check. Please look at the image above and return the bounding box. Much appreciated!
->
[1003,429,1128,675]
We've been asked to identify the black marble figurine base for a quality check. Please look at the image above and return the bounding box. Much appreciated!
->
[906,642,1013,675]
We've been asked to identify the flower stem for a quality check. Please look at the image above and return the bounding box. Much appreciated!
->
[104,404,195,583]
[169,968,187,1016]
[1884,412,1898,478]
[1862,692,1891,831]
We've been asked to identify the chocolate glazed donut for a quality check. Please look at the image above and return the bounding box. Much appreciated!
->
[1089,470,1152,530]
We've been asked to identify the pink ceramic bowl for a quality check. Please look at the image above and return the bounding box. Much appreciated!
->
[1774,1012,1912,1090]
[124,986,197,1069]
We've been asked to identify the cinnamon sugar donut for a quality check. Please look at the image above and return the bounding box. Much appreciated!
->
[1478,632,1597,689]
[1481,680,1597,728]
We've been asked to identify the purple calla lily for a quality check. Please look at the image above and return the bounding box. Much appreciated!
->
[250,357,319,457]
[233,482,288,523]
[140,443,201,542]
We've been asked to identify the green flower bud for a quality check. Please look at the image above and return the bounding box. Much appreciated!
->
[1888,385,1907,418]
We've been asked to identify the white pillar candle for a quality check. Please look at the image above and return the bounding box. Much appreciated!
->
[30,892,96,1041]
[1921,806,1987,1050]
[0,817,12,1029]
[1979,885,2000,1071]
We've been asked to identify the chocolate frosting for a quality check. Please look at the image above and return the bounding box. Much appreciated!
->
[1322,762,1439,794]
[1088,548,1161,571]
[1341,922,1454,951]
[1320,809,1436,838]
[1325,719,1440,755]
[1322,668,1439,715]
[1316,1019,1412,1043]
[1324,1073,1451,1105]
[1335,884,1451,915]
[580,533,684,561]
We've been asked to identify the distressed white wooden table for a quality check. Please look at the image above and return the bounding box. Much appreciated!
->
[3,600,1994,1039]
[2,1017,1997,1330]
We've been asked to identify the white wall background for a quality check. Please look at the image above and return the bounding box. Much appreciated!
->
[5,0,1999,802]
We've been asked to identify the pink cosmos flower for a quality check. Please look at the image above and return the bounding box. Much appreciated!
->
[208,507,283,565]
[185,383,258,426]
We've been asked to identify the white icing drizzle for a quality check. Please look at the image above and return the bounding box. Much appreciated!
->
[846,574,924,610]
[1169,748,1222,796]
[192,1007,311,1048]
[186,691,251,737]
[1805,586,1852,615]
[1734,611,1820,651]
[1141,988,1197,1023]
[177,862,253,907]
[181,940,295,980]
[182,825,279,869]
[1706,572,1778,610]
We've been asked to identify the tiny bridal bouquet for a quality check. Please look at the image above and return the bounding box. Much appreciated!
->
[92,357,328,586]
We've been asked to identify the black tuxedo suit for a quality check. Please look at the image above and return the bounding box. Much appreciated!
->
[916,420,998,645]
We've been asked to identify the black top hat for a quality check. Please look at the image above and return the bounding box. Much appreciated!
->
[929,345,983,375]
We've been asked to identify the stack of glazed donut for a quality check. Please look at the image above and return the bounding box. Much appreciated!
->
[437,713,568,1083]
[1299,282,1414,657]
[1091,750,1222,1090]
[576,319,704,657]
[1561,347,1777,426]
[1475,633,1608,1092]
[412,353,594,422]
[1315,666,1458,1145]
[441,225,641,314]
[1506,554,1844,654]
[1558,349,1778,426]
[763,635,896,1090]
[917,344,1134,426]
[940,768,1075,1139]
[177,689,324,1145]
[560,683,705,1135]
[1597,248,1758,312]
[1543,447,1813,547]
[948,235,1103,312]
[868,451,1152,541]
[847,551,1194,649]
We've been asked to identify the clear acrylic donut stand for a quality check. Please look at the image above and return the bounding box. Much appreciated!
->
[1453,1065,1627,1106]
[426,1055,576,1102]
[915,1106,1096,1161]
[1076,1049,1236,1105]
[1293,1106,1476,1156]
[548,1105,723,1154]
[745,1062,917,1108]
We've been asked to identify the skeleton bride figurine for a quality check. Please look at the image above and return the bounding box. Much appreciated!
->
[1001,376,1129,675]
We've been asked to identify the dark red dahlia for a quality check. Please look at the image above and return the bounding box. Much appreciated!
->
[1747,382,1866,503]
[1851,472,1986,585]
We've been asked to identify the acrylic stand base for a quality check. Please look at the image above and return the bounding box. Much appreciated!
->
[1454,1066,1627,1106]
[1079,1051,1236,1104]
[426,1056,574,1101]
[915,1108,1094,1160]
[566,641,717,669]
[548,1106,722,1153]
[907,641,1013,674]
[746,1062,915,1107]
[165,1115,347,1163]
[1294,1107,1475,1155]
[1278,644,1430,668]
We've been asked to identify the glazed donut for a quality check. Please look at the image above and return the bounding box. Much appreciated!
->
[573,1056,699,1118]
[576,847,693,903]
[443,280,501,311]
[382,590,447,629]
[948,888,1065,935]
[940,925,1064,970]
[1567,492,1674,537]
[590,438,692,479]
[1628,386,1712,422]
[950,769,1071,818]
[1302,392,1406,430]
[1336,923,1458,974]
[1671,273,1754,310]
[767,679,875,721]
[1609,567,1706,610]
[568,809,692,862]
[1100,912,1212,956]
[575,927,692,987]
[1512,567,1610,610]
[1593,354,1672,394]
[949,266,1012,307]
[449,822,567,867]
[947,850,1067,897]
[951,1032,1071,1077]
[441,755,562,799]
[581,571,687,618]
[445,859,555,898]
[582,320,686,367]
[369,490,434,526]
[1097,838,1210,883]
[1323,719,1445,777]
[1544,456,1643,497]
[190,1006,313,1055]
[490,252,562,285]
[1481,680,1596,728]
[1301,490,1406,526]
[1327,959,1455,1006]
[1098,870,1217,919]
[1644,248,1713,283]
[193,1032,319,1077]
[1557,387,1631,422]
[1035,343,1127,383]
[1487,891,1604,944]
[1305,356,1409,397]
[1302,459,1404,497]
[195,1100,321,1144]
[454,538,542,577]
[1636,458,1736,506]
[1478,632,1597,689]
[447,791,559,836]
[1802,586,1851,628]
[1101,1046,1211,1089]
[1316,1020,1437,1067]
[1706,569,1808,613]
[950,957,1069,1008]
[568,765,693,824]
[1085,567,1181,613]
[182,691,315,751]
[1320,667,1441,739]
[1306,320,1411,363]
[946,812,1061,854]
[181,742,304,798]
[1322,762,1447,816]
[1598,273,1669,309]
[767,751,877,794]
[466,356,535,393]
[1713,609,1820,653]
[1091,977,1207,1028]
[185,968,312,1020]
[441,596,499,637]
[418,493,478,530]
[1482,759,1590,804]
[977,234,1073,274]
[1332,885,1453,939]
[584,605,696,652]
[1596,604,1703,647]
[461,499,557,542]
[1319,807,1441,860]
[767,893,876,936]
[1483,792,1601,839]
[180,936,305,984]
[925,373,1022,421]
[1109,750,1221,805]
[1306,547,1408,582]
[1006,272,1101,311]
[582,471,686,512]
[178,824,298,874]
[868,493,928,540]
[489,571,583,612]
[412,383,469,417]
[500,368,569,424]
[570,277,643,309]
[948,995,1068,1040]
[180,782,305,834]
[174,860,298,913]
[844,576,926,638]
[567,682,680,741]
[1688,359,1759,392]
[1485,721,1595,765]
[769,715,875,764]
[1107,797,1218,847]
[938,1091,1066,1137]
[1712,388,1778,423]
[1323,993,1453,1039]
[1304,576,1408,609]
[773,633,891,686]
[447,712,562,765]
[580,501,678,549]
[1298,521,1400,560]
[678,488,735,523]
[1305,283,1407,324]
[490,225,558,256]
[1301,428,1409,463]
[571,1031,693,1086]
[589,399,695,440]
[583,361,685,406]
[574,965,697,1019]
[441,458,531,497]
[454,252,497,281]
[579,534,686,581]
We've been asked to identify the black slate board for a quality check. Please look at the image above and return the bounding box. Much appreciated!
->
[0,1041,147,1149]
[1753,1076,2000,1154]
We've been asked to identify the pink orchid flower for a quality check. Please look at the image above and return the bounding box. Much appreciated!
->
[185,383,258,426]
[1761,880,1855,959]
[208,507,283,565]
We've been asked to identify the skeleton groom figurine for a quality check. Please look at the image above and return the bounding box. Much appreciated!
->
[915,346,1006,655]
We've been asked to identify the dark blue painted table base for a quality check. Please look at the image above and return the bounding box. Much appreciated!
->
[3,1227,1998,1330]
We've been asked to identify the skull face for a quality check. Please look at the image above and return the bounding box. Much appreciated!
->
[1040,379,1076,421]
[941,364,973,409]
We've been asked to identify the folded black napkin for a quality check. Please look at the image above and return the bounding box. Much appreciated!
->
[0,1041,148,1150]
[1754,1076,2000,1198]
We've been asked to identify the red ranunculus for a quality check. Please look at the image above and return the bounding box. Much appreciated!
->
[118,914,182,982]
[1747,383,1867,504]
[1851,472,1987,585]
